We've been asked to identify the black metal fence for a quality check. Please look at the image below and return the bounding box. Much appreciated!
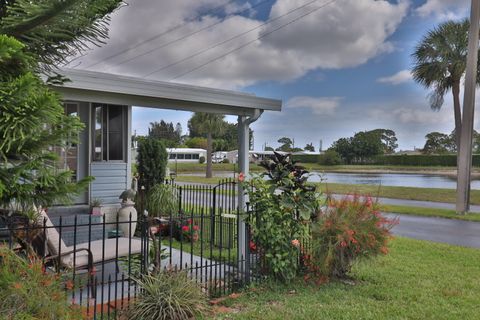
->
[0,179,256,319]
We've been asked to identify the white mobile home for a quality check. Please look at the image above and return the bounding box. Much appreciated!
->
[167,148,207,163]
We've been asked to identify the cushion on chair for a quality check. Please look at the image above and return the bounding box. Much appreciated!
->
[62,238,143,268]
[38,210,69,256]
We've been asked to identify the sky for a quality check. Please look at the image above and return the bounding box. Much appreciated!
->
[68,0,474,151]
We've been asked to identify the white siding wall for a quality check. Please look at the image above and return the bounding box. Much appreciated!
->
[90,163,128,205]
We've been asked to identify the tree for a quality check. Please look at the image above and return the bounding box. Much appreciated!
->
[369,129,398,154]
[188,113,225,178]
[276,137,294,152]
[148,120,181,147]
[350,131,383,162]
[304,143,315,152]
[0,0,121,214]
[423,132,452,154]
[412,19,480,150]
[137,137,168,191]
[330,138,355,164]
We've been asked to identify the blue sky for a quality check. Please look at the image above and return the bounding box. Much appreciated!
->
[71,0,473,151]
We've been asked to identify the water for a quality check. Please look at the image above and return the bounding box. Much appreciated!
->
[183,171,480,190]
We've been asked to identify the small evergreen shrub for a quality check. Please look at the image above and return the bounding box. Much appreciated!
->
[199,156,206,164]
[306,195,397,281]
[222,158,230,164]
[319,150,342,165]
[0,248,82,319]
[127,270,208,320]
[137,137,168,191]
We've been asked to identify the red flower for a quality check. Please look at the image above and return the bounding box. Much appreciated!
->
[238,172,245,182]
[193,225,199,231]
[340,241,347,248]
[182,225,190,232]
[249,240,256,251]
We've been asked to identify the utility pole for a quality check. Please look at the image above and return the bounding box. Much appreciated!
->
[457,0,480,214]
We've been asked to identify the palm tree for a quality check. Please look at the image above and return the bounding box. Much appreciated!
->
[412,19,480,150]
[188,112,225,178]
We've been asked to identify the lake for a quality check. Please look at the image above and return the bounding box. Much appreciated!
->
[183,171,480,190]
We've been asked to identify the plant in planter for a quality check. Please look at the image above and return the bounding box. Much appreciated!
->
[90,198,103,216]
[146,184,178,218]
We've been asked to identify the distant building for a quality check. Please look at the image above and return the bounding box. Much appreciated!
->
[167,148,207,163]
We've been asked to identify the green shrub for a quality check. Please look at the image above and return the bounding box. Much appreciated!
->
[368,154,479,166]
[199,156,206,164]
[137,137,168,191]
[244,153,323,282]
[127,270,208,320]
[319,150,342,165]
[307,195,397,280]
[0,248,82,319]
[222,158,230,164]
[291,154,320,163]
[146,184,178,217]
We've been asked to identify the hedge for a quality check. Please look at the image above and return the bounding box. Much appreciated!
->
[292,154,480,167]
[370,154,480,167]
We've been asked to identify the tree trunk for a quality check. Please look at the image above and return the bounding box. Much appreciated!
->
[453,80,462,152]
[206,132,213,178]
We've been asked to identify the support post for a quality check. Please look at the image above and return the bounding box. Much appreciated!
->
[457,0,480,214]
[237,109,263,280]
[237,115,249,275]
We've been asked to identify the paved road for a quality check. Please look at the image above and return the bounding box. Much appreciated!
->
[386,213,480,249]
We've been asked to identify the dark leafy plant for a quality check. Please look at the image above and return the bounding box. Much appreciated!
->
[243,152,323,281]
[306,195,397,281]
[127,270,208,320]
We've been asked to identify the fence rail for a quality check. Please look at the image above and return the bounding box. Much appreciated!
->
[0,179,257,319]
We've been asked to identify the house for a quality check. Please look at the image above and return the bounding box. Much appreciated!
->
[226,150,287,164]
[48,68,282,207]
[167,148,207,163]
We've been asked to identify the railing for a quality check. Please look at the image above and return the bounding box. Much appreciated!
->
[0,179,257,319]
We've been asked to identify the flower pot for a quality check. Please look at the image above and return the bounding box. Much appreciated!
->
[117,200,137,238]
[91,206,102,216]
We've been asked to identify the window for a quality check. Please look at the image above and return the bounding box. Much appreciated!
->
[193,154,199,160]
[92,104,127,161]
[185,154,192,160]
[169,154,176,159]
[177,154,185,160]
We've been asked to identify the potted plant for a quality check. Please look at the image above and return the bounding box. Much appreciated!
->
[91,198,103,216]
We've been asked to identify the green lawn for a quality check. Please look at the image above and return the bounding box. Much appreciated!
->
[212,237,480,320]
[318,182,480,205]
[384,204,480,221]
[175,175,480,205]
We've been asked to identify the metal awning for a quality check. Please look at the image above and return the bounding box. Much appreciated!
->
[49,68,282,116]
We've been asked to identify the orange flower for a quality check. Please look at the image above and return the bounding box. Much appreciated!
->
[380,246,389,255]
[291,239,300,247]
[12,282,22,290]
[65,280,74,290]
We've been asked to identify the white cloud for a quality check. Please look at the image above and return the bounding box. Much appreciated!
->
[416,0,469,20]
[377,69,412,85]
[286,96,342,115]
[70,0,410,89]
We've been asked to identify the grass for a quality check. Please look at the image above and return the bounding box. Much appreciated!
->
[175,175,480,205]
[211,237,480,320]
[319,182,480,205]
[162,238,238,264]
[168,162,261,173]
[383,204,480,222]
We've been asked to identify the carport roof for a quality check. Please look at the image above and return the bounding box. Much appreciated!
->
[50,68,282,116]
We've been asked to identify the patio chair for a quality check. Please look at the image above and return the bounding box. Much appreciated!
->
[39,210,143,270]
